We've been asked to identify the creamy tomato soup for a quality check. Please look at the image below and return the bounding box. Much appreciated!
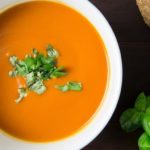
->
[0,1,108,142]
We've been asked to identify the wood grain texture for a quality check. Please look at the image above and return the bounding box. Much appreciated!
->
[83,0,150,149]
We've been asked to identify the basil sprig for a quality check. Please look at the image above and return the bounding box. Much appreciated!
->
[120,92,150,150]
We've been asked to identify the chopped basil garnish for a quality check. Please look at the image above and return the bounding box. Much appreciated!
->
[55,81,82,92]
[55,84,70,92]
[67,81,82,91]
[9,45,67,103]
[9,56,18,66]
[50,66,67,79]
[29,80,46,95]
[9,44,82,103]
[46,44,59,58]
[26,72,36,87]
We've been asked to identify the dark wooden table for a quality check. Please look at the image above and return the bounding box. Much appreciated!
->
[84,0,150,150]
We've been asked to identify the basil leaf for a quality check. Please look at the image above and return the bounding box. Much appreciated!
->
[120,108,143,132]
[46,44,59,58]
[146,96,150,108]
[16,64,27,76]
[29,80,46,94]
[134,92,146,112]
[55,85,70,92]
[50,71,67,79]
[24,56,36,70]
[26,72,36,87]
[42,56,55,65]
[50,66,67,78]
[146,107,150,115]
[138,132,150,150]
[35,85,46,95]
[55,81,82,92]
[68,81,82,91]
[9,56,18,66]
[143,113,150,136]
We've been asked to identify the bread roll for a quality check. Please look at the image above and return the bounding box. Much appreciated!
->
[136,0,150,27]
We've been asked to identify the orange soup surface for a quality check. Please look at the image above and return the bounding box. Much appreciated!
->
[0,1,108,142]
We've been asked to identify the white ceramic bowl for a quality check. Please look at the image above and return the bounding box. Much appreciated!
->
[0,0,122,150]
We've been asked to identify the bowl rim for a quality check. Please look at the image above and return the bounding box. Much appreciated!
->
[0,0,123,150]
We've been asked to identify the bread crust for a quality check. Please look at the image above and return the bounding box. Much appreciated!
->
[136,0,150,27]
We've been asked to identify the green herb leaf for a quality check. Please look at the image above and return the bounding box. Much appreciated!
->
[39,54,54,65]
[55,81,82,92]
[15,87,27,104]
[50,72,67,79]
[138,132,150,150]
[24,56,36,71]
[29,80,46,94]
[55,84,70,92]
[67,81,82,91]
[26,72,36,87]
[120,108,143,132]
[50,67,67,78]
[143,112,150,136]
[134,92,146,112]
[146,96,150,108]
[46,44,59,58]
[9,56,18,66]
[146,107,150,115]
[16,65,27,76]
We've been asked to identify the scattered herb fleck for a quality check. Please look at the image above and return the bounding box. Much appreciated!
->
[55,81,82,92]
